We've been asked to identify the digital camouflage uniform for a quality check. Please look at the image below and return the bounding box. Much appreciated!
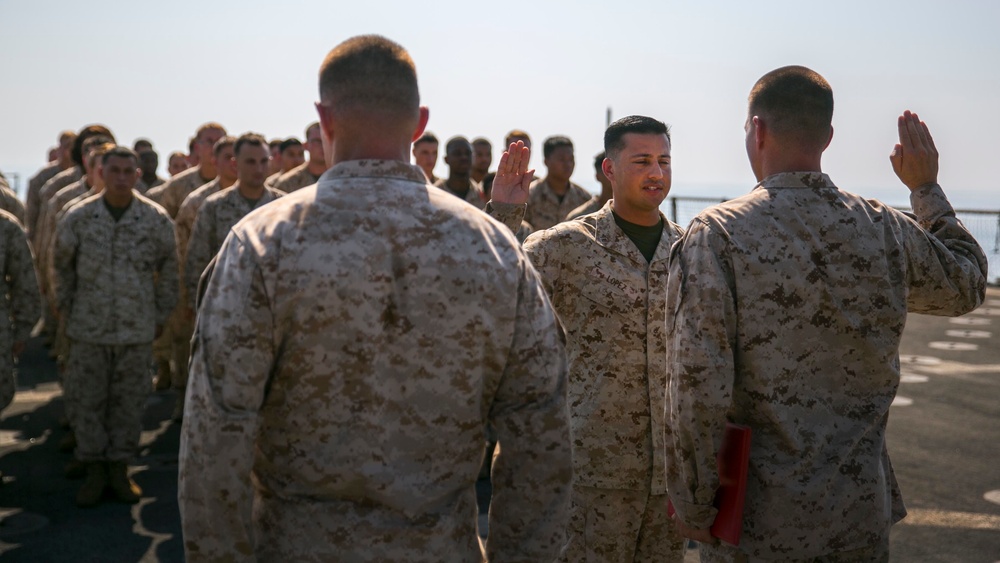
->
[164,179,224,389]
[0,211,41,409]
[433,177,486,209]
[184,185,282,301]
[146,165,213,219]
[35,167,82,247]
[522,178,592,231]
[665,173,988,561]
[491,200,687,562]
[271,162,321,194]
[26,161,64,238]
[54,193,178,462]
[566,195,605,221]
[179,160,572,562]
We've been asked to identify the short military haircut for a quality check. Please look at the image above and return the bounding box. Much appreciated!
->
[101,145,137,165]
[59,130,77,144]
[269,138,283,149]
[72,125,115,167]
[472,137,491,148]
[542,136,573,159]
[748,65,833,148]
[169,150,187,162]
[133,138,153,152]
[505,129,530,145]
[318,35,419,120]
[603,115,670,159]
[196,122,227,140]
[87,142,117,169]
[593,151,607,172]
[280,137,303,153]
[188,137,198,153]
[213,135,237,156]
[445,136,471,153]
[305,122,320,138]
[414,132,438,147]
[234,132,268,156]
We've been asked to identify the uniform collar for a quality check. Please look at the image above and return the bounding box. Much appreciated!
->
[321,160,428,184]
[754,171,837,190]
[593,200,673,265]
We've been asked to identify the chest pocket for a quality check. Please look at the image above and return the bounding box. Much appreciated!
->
[563,262,642,367]
[117,218,158,273]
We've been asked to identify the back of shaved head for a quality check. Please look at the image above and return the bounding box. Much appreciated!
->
[318,35,419,121]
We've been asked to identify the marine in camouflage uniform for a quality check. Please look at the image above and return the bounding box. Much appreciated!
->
[0,210,41,410]
[179,36,571,562]
[433,136,486,209]
[35,166,82,247]
[184,184,282,305]
[53,147,177,506]
[180,159,572,562]
[490,119,687,562]
[665,69,988,561]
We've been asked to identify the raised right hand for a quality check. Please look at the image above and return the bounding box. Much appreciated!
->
[890,110,939,191]
[490,141,534,204]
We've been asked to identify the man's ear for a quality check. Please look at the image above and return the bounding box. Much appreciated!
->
[753,116,766,149]
[315,102,336,163]
[601,156,614,184]
[411,106,429,142]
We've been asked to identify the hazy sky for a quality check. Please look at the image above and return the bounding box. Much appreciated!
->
[2,0,997,208]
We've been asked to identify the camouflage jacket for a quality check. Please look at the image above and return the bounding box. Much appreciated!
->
[174,180,222,310]
[272,162,321,193]
[184,185,282,301]
[146,166,213,218]
[523,178,592,231]
[1,210,41,345]
[179,159,571,562]
[433,177,486,209]
[665,173,987,558]
[503,201,683,492]
[53,194,178,345]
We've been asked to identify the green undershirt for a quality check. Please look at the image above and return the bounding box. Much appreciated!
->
[612,210,663,263]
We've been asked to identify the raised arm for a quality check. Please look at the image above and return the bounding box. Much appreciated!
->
[485,142,534,234]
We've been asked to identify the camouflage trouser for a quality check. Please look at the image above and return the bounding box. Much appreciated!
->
[64,340,151,462]
[698,535,889,563]
[559,485,686,563]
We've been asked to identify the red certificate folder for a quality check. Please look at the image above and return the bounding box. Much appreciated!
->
[668,422,752,546]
